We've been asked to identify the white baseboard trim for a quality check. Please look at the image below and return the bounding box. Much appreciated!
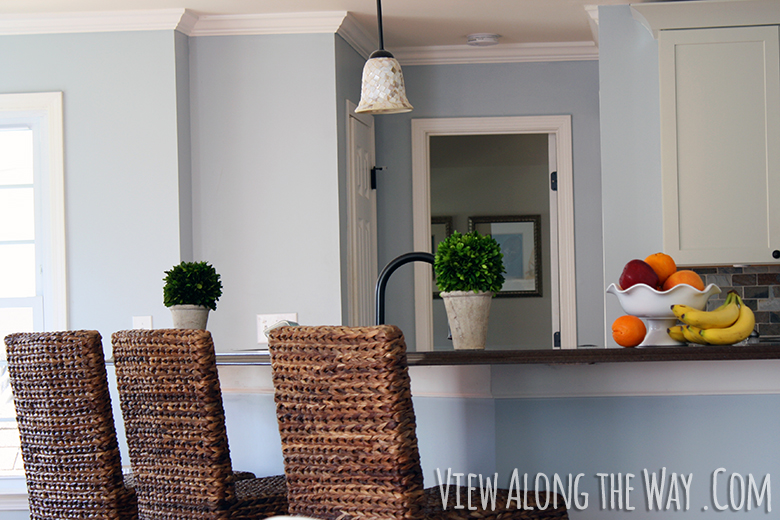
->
[0,494,27,511]
[216,363,493,399]
[491,359,780,399]
[0,476,28,510]
[217,359,780,399]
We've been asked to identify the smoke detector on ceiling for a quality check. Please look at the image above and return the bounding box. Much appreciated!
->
[466,33,501,46]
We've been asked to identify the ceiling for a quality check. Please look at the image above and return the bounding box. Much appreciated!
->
[0,0,661,49]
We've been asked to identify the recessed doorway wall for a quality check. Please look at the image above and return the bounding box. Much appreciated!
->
[430,133,552,349]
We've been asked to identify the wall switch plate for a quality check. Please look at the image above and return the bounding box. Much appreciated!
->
[132,316,153,329]
[257,313,298,344]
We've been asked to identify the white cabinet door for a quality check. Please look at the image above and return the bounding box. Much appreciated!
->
[660,25,780,265]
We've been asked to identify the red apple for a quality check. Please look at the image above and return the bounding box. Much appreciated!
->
[619,259,660,290]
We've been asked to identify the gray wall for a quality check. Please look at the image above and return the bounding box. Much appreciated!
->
[190,33,345,350]
[0,30,185,348]
[599,5,664,347]
[374,60,604,350]
[496,395,778,519]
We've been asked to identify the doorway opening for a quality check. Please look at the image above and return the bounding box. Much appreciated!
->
[411,116,577,351]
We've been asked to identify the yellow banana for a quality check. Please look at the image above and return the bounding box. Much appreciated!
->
[699,295,756,345]
[682,325,708,345]
[672,292,740,329]
[667,325,686,343]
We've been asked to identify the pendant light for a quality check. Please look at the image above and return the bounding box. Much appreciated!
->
[355,0,413,114]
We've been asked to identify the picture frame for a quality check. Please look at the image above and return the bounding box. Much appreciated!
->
[468,215,542,297]
[431,216,453,297]
[431,216,453,254]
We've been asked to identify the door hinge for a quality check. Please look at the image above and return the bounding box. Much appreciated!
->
[553,331,561,348]
[371,166,385,190]
[550,171,558,191]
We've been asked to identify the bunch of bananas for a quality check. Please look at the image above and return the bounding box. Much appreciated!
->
[667,291,755,345]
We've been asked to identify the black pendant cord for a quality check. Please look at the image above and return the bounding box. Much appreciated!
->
[376,0,384,51]
[369,0,394,59]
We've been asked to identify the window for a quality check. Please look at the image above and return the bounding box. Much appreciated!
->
[0,92,66,477]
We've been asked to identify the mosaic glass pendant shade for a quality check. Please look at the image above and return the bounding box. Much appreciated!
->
[356,55,413,114]
[355,0,413,115]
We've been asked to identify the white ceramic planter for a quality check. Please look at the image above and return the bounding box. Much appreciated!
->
[440,290,492,350]
[170,304,210,330]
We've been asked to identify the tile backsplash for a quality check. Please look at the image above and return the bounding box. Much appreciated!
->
[691,264,780,338]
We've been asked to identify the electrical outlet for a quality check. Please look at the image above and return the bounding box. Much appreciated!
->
[257,313,298,344]
[132,316,153,329]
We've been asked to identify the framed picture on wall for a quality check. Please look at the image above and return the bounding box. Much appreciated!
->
[468,215,542,297]
[431,216,453,254]
[431,216,453,297]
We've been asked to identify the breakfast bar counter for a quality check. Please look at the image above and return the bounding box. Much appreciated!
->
[215,343,780,366]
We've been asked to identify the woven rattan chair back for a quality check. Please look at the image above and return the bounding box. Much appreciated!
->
[269,325,569,520]
[112,328,287,520]
[4,330,137,520]
[268,325,425,520]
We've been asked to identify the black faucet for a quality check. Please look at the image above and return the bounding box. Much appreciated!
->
[374,252,434,325]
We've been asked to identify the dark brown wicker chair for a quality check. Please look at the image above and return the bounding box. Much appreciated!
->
[267,325,569,520]
[111,328,288,520]
[4,330,138,520]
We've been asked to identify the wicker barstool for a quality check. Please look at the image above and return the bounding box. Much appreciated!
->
[267,325,569,520]
[4,330,138,520]
[111,328,288,520]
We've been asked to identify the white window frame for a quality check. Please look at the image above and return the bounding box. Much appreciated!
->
[0,92,66,506]
[0,92,66,331]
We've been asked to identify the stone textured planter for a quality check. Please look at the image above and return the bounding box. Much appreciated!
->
[440,290,492,350]
[170,304,210,330]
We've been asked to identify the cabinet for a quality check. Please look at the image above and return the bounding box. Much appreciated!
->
[658,25,780,265]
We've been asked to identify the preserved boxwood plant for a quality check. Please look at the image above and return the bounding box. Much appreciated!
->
[163,261,223,311]
[434,231,505,294]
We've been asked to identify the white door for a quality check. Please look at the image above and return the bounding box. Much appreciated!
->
[346,101,377,326]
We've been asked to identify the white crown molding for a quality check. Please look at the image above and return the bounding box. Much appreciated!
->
[393,41,599,66]
[584,4,600,47]
[0,8,597,64]
[189,10,348,37]
[632,0,780,39]
[336,12,376,59]
[0,8,192,35]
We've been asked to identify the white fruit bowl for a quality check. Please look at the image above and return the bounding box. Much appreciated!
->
[606,282,721,346]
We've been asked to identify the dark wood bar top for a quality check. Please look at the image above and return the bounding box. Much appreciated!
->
[215,343,780,366]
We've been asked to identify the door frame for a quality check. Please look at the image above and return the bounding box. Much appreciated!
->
[346,100,376,326]
[411,115,577,350]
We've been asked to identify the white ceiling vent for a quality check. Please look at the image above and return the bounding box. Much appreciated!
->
[466,33,500,46]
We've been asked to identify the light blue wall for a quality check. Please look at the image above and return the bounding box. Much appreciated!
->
[413,396,496,487]
[0,30,186,346]
[175,30,194,261]
[373,60,604,349]
[599,5,664,346]
[496,395,779,519]
[189,33,344,350]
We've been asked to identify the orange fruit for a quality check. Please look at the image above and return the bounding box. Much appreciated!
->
[612,315,646,348]
[662,269,705,291]
[644,252,676,285]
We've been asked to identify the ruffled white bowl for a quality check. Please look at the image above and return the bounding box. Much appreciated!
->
[606,282,720,346]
